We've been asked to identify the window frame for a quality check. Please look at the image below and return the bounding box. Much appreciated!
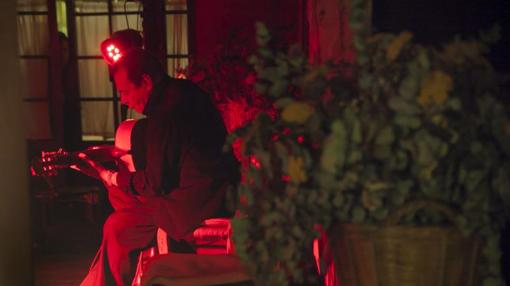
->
[64,0,193,146]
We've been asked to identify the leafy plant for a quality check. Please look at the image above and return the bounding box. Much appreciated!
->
[230,6,510,286]
[181,31,273,133]
[228,22,363,285]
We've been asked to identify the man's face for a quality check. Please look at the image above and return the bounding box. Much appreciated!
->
[114,67,152,113]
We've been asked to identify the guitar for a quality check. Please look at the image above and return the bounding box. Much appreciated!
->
[30,119,139,178]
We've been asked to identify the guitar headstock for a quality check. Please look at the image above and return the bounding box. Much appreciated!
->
[30,148,71,177]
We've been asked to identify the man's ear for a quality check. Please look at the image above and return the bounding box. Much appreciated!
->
[141,74,153,92]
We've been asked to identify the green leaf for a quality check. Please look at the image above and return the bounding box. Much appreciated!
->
[291,225,303,238]
[470,141,483,154]
[255,82,268,94]
[399,75,419,100]
[248,54,259,65]
[316,171,337,191]
[416,48,430,70]
[269,80,288,97]
[358,55,369,65]
[258,48,273,59]
[259,213,275,227]
[359,74,375,90]
[274,97,295,109]
[390,191,406,206]
[347,150,362,164]
[351,117,363,144]
[388,96,421,115]
[447,98,462,111]
[373,145,392,160]
[255,22,270,46]
[352,207,366,222]
[276,60,290,77]
[372,207,389,220]
[465,170,485,192]
[396,179,413,193]
[259,68,279,83]
[333,192,344,208]
[375,125,395,146]
[390,150,409,170]
[320,120,347,173]
[458,166,468,184]
[483,277,503,286]
[394,114,421,129]
[289,55,305,68]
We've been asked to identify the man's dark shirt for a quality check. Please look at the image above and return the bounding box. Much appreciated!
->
[118,75,239,239]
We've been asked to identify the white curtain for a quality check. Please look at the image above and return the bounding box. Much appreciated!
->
[75,1,111,141]
[166,0,188,77]
[17,0,52,140]
[76,1,142,141]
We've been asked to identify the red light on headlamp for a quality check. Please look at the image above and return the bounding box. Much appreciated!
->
[107,43,122,63]
[101,39,124,65]
[100,29,143,65]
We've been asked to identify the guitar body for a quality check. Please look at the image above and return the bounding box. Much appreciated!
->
[114,119,138,172]
[108,119,150,210]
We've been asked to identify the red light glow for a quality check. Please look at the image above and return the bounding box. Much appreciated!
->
[101,41,123,65]
[250,156,261,169]
[106,44,122,63]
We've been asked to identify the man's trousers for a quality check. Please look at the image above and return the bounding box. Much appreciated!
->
[80,186,156,286]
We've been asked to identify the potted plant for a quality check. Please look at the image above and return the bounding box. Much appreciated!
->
[229,3,510,284]
[180,31,274,134]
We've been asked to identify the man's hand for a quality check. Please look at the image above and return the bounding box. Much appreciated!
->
[71,153,119,187]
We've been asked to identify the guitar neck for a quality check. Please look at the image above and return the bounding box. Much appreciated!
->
[32,145,125,178]
[32,119,136,178]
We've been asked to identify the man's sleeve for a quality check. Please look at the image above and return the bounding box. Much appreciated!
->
[116,165,159,196]
[147,148,236,239]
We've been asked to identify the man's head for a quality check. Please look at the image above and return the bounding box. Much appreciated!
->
[111,48,166,113]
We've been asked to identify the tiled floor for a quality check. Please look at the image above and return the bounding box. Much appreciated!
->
[33,202,103,286]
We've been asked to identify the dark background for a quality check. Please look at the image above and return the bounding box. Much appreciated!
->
[373,0,510,72]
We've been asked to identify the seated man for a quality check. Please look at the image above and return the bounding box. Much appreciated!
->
[79,48,239,286]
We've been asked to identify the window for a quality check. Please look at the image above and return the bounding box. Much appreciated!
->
[61,0,191,143]
[165,0,189,77]
[71,0,143,142]
[17,0,53,140]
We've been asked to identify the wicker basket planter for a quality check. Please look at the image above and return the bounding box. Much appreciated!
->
[329,201,481,286]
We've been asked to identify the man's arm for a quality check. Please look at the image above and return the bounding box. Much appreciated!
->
[118,146,238,239]
[151,148,237,239]
[72,153,119,187]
